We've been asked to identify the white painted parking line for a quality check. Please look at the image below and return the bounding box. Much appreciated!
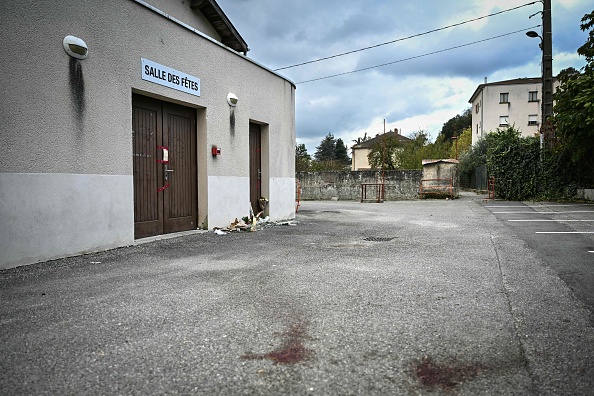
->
[509,219,594,222]
[494,211,594,214]
[484,205,575,208]
[535,232,594,234]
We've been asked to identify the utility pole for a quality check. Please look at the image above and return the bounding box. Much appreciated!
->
[542,0,553,139]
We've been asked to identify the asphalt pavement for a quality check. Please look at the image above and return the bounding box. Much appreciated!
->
[482,201,594,316]
[1,193,593,395]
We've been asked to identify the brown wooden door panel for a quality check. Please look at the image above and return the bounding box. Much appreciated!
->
[163,102,197,233]
[132,95,197,238]
[249,123,262,214]
[132,95,163,239]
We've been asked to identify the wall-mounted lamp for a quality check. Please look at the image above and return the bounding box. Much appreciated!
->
[63,35,88,59]
[227,93,238,107]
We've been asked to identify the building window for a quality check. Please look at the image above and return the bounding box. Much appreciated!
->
[499,116,509,126]
[528,115,538,126]
[529,91,538,102]
[475,103,480,113]
[500,93,509,103]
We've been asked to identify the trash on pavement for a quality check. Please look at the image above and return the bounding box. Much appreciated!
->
[211,202,296,235]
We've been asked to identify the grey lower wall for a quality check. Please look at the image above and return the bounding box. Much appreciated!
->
[0,173,134,269]
[297,170,422,201]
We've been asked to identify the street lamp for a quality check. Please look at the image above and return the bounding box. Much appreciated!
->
[526,30,541,42]
[526,31,539,38]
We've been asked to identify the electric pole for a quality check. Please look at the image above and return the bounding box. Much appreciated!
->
[542,0,553,133]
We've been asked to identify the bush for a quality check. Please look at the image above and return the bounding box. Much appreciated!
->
[462,126,579,200]
[487,127,540,200]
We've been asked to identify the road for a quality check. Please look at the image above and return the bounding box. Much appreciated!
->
[1,194,592,395]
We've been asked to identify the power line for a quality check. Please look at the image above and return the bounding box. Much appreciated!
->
[274,2,537,71]
[296,25,541,84]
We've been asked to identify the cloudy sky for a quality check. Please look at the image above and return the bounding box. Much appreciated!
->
[217,0,591,154]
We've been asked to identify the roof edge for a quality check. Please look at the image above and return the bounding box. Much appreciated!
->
[468,77,557,103]
[191,0,249,54]
[352,131,411,149]
[130,0,295,88]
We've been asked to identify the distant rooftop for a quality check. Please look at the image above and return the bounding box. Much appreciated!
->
[352,130,411,149]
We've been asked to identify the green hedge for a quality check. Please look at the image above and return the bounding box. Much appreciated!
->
[465,127,578,200]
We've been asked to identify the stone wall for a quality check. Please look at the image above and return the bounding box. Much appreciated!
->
[296,170,422,201]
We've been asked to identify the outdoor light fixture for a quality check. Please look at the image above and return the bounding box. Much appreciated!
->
[63,35,88,59]
[526,30,541,39]
[227,93,238,106]
[526,31,543,49]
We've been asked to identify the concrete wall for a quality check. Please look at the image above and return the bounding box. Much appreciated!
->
[577,189,594,201]
[297,171,422,201]
[421,162,460,198]
[0,0,295,269]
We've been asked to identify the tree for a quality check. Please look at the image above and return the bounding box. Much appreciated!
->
[311,133,351,170]
[314,133,337,162]
[334,138,351,165]
[295,143,311,172]
[551,10,594,187]
[398,131,429,169]
[367,130,451,170]
[438,108,472,142]
[367,135,405,170]
[450,127,472,159]
[399,130,451,169]
[352,132,369,145]
[459,135,489,176]
[486,127,540,200]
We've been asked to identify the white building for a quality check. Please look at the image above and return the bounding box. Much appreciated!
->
[0,0,296,269]
[468,77,559,145]
[351,130,410,171]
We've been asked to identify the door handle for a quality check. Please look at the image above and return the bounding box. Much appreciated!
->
[164,164,174,181]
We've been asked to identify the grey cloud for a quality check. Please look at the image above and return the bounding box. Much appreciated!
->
[217,0,590,151]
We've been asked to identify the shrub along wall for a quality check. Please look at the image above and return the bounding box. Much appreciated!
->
[296,170,422,201]
[485,127,579,200]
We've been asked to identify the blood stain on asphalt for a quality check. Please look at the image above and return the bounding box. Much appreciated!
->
[414,355,484,392]
[242,322,314,365]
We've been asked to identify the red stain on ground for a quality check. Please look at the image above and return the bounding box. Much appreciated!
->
[414,355,483,392]
[242,322,314,365]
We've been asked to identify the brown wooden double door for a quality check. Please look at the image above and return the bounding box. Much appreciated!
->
[249,123,262,214]
[132,94,197,239]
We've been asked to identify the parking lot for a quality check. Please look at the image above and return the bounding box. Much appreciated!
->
[482,201,594,314]
[1,194,593,395]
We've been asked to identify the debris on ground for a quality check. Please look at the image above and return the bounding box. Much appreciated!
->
[259,197,268,212]
[275,220,298,226]
[212,211,297,235]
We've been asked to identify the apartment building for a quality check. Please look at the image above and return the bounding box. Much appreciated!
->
[468,77,559,145]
